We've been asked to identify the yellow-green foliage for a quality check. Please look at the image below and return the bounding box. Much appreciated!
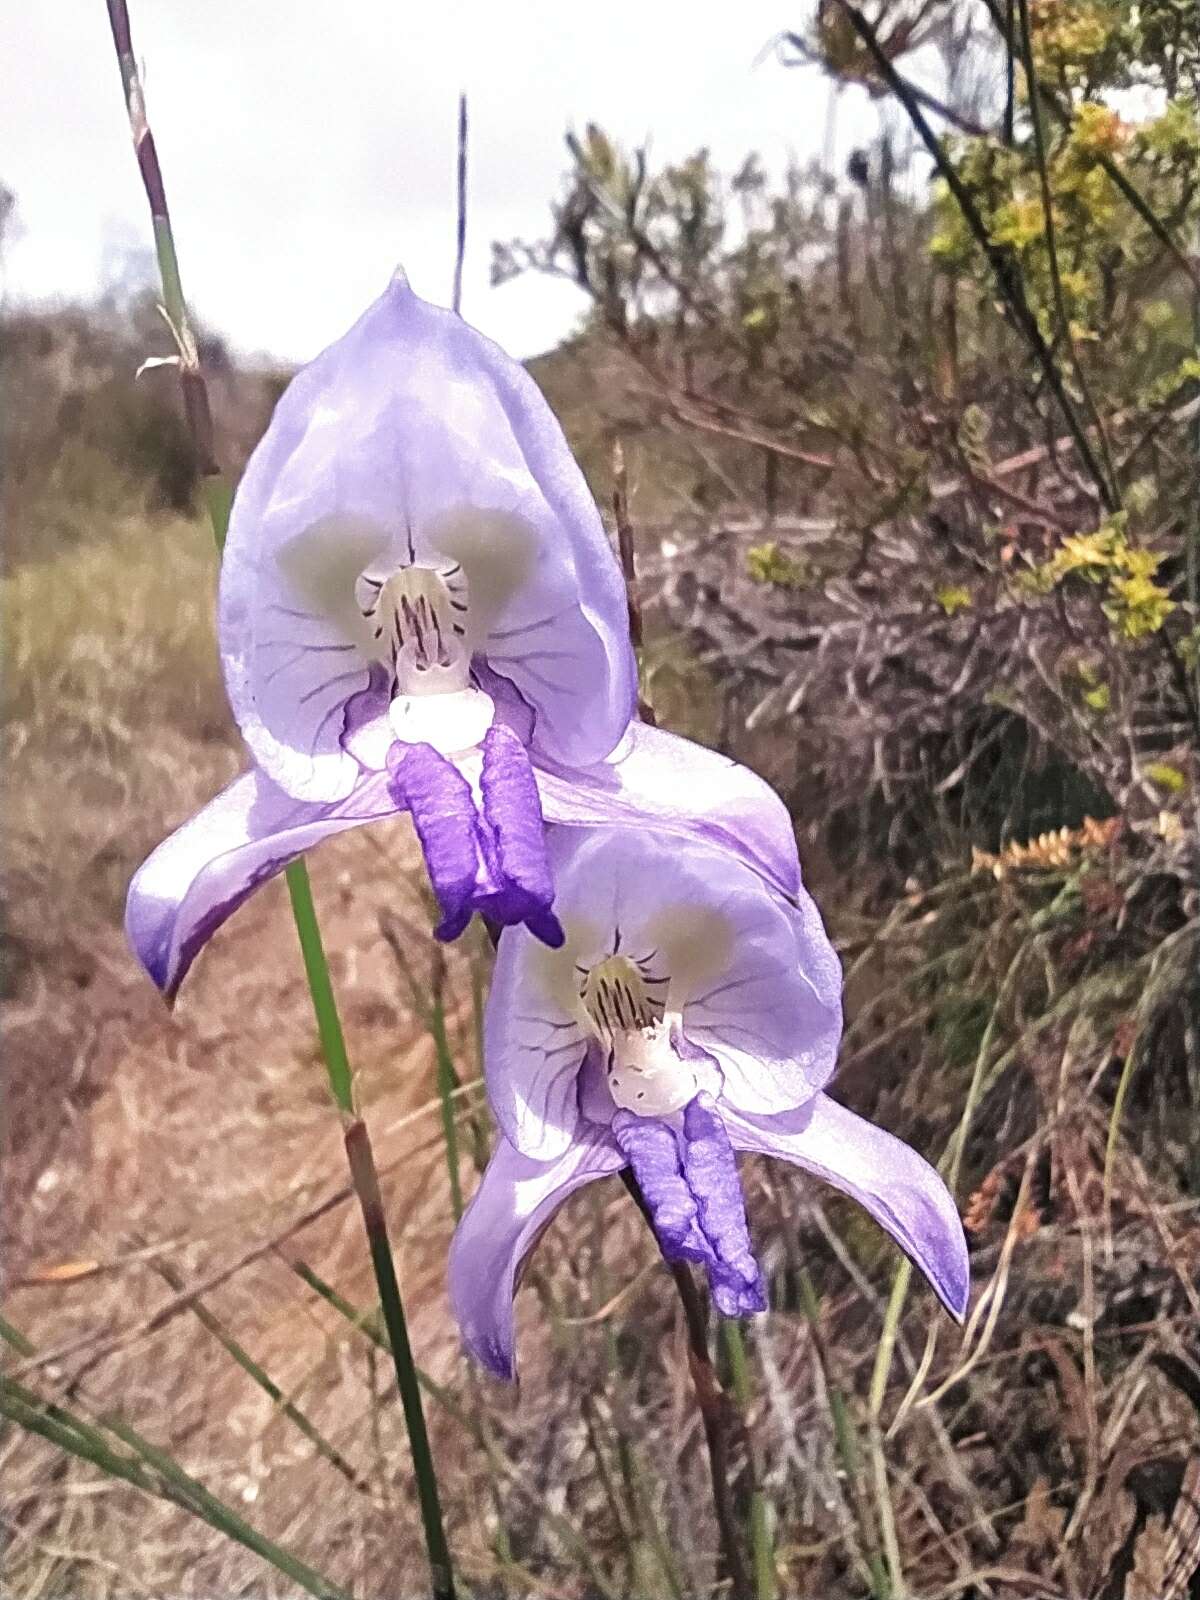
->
[1145,761,1187,793]
[1072,659,1112,710]
[930,89,1200,359]
[1029,0,1121,80]
[746,540,815,591]
[935,585,973,616]
[1026,515,1176,639]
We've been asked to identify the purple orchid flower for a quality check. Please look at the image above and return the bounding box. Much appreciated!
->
[134,267,638,972]
[126,273,801,995]
[448,827,969,1379]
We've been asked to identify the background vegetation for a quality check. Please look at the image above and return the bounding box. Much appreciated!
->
[4,2,1200,1595]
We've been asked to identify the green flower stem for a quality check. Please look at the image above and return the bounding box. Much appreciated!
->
[103,4,456,1593]
[284,862,354,1116]
[290,1257,392,1352]
[720,1321,776,1600]
[290,1261,618,1600]
[344,1118,455,1599]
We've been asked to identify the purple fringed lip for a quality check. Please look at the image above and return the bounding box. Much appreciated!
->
[613,1093,766,1317]
[387,726,563,948]
[124,715,570,1003]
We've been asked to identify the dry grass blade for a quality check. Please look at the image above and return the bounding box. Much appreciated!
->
[1126,1455,1200,1600]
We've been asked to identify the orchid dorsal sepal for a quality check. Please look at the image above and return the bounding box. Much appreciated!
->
[127,269,650,965]
[219,270,637,808]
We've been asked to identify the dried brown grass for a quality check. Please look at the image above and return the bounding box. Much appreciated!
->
[0,495,480,1593]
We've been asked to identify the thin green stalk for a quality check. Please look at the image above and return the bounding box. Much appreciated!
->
[796,1271,888,1598]
[866,1265,911,1598]
[344,1119,455,1597]
[720,1322,775,1600]
[284,863,354,1114]
[326,1291,519,1595]
[100,1410,354,1600]
[154,1263,373,1496]
[291,1257,391,1352]
[0,1325,351,1600]
[103,5,455,1592]
[0,1309,36,1357]
[292,1263,620,1600]
[0,1381,159,1501]
[1014,0,1120,506]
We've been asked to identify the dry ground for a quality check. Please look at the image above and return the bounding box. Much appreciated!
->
[0,505,513,1594]
[0,500,718,1600]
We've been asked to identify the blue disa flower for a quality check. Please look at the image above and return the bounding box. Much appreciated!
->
[450,827,969,1379]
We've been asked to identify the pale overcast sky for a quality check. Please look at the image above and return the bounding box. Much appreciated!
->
[3,1,875,362]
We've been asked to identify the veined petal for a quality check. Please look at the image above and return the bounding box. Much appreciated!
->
[681,884,842,1115]
[219,271,635,803]
[125,766,398,1002]
[545,827,842,1115]
[448,1128,623,1379]
[725,1094,970,1320]
[484,926,590,1160]
[535,721,802,901]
